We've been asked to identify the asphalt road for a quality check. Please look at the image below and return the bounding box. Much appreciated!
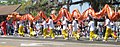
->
[0,38,120,47]
[0,35,120,47]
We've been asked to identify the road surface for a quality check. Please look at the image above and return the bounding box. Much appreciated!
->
[0,36,120,47]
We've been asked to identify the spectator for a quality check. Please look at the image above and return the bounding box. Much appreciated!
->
[1,21,7,36]
[97,24,103,38]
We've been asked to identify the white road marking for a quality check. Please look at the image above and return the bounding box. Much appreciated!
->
[0,38,120,47]
[1,42,6,44]
[79,43,120,47]
[39,42,65,45]
[21,43,42,46]
[0,39,38,42]
[0,39,13,40]
[20,42,65,46]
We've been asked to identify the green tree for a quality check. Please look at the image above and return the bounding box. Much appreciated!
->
[0,0,61,17]
[27,0,61,16]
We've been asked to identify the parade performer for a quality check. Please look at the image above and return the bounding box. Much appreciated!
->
[13,21,18,36]
[68,22,72,37]
[103,16,117,42]
[88,18,99,41]
[41,18,48,39]
[72,17,80,40]
[62,17,68,40]
[48,16,55,39]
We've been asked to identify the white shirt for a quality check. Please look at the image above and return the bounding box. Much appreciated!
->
[88,21,95,31]
[72,20,78,31]
[105,19,111,28]
[48,19,54,29]
[110,22,115,31]
[36,23,41,30]
[42,21,48,29]
[62,20,67,30]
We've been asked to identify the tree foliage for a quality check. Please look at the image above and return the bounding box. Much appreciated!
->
[0,0,61,16]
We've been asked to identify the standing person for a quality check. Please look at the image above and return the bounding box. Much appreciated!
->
[47,17,55,39]
[88,18,99,41]
[27,21,31,34]
[41,18,48,39]
[29,22,38,37]
[13,21,18,36]
[72,17,80,40]
[56,24,61,35]
[6,22,10,35]
[1,21,7,36]
[103,16,117,42]
[62,17,68,40]
[97,23,103,38]
[103,22,106,38]
[68,22,72,37]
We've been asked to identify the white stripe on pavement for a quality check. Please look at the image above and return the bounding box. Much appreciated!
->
[0,42,6,44]
[20,42,65,46]
[20,43,43,46]
[80,43,120,47]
